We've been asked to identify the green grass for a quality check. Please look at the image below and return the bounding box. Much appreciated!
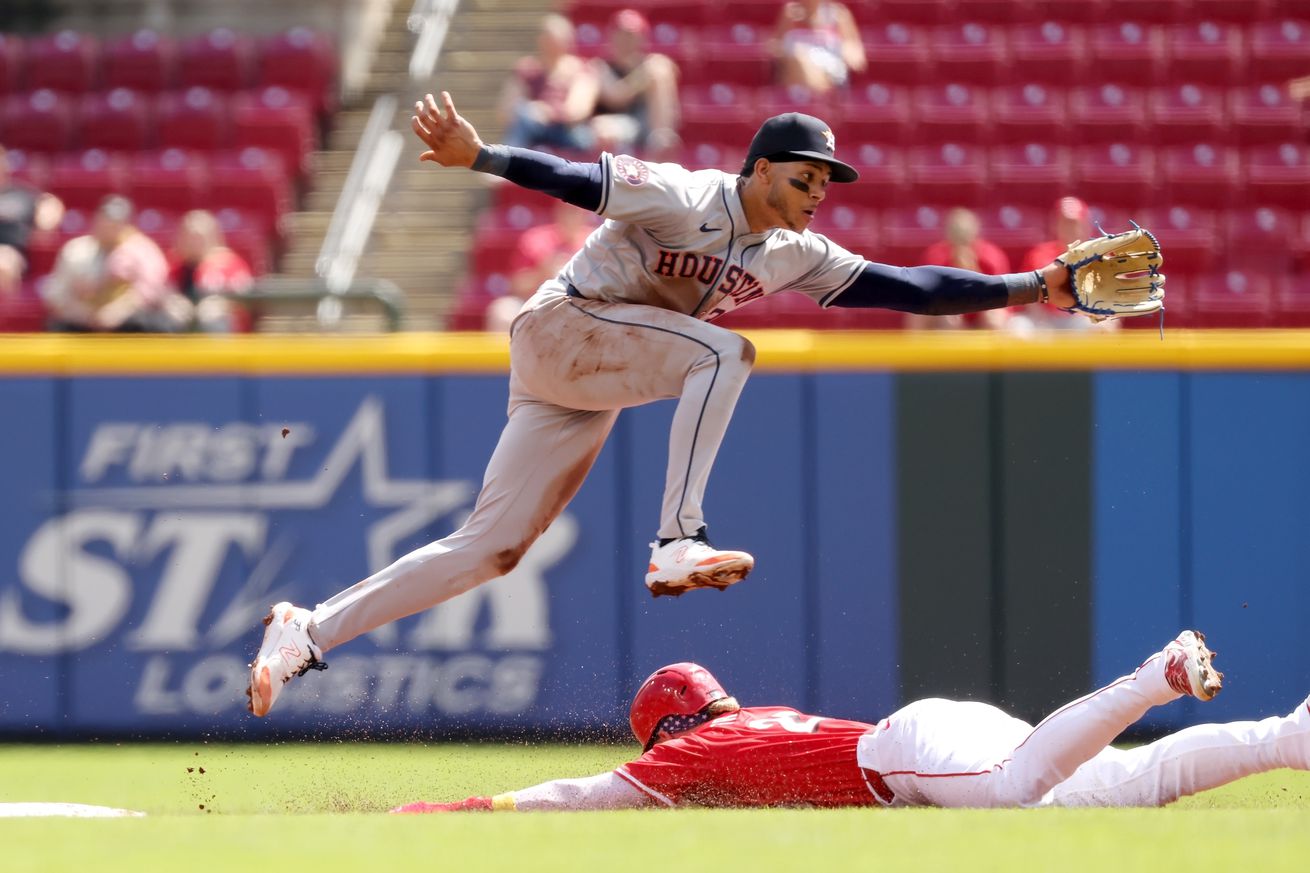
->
[3,742,1310,873]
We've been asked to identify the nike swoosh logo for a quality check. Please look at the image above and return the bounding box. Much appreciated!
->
[700,223,720,233]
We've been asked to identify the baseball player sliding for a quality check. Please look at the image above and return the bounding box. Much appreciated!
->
[393,632,1310,812]
[246,91,1165,717]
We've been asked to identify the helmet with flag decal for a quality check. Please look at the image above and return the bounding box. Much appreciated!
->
[629,662,740,750]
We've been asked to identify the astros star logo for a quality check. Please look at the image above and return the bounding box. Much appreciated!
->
[822,128,836,152]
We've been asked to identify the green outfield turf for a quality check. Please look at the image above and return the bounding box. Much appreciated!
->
[3,742,1309,873]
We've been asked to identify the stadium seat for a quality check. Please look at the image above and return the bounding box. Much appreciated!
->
[79,88,153,152]
[127,148,209,213]
[1040,0,1108,23]
[1225,206,1298,273]
[680,83,759,146]
[646,23,701,82]
[102,29,176,93]
[1273,274,1310,327]
[0,290,47,331]
[179,28,256,92]
[1090,22,1164,84]
[913,83,991,145]
[1167,21,1243,86]
[2,148,50,189]
[930,22,1010,85]
[1191,0,1273,22]
[876,0,949,24]
[696,26,772,87]
[564,0,637,28]
[908,142,988,206]
[0,34,23,96]
[834,83,914,145]
[1148,84,1227,146]
[258,28,338,118]
[841,142,909,208]
[1228,84,1307,146]
[1190,269,1274,327]
[0,90,76,152]
[155,87,230,151]
[755,85,832,119]
[643,1,710,29]
[207,147,290,234]
[954,0,1041,23]
[1244,143,1310,209]
[24,30,99,94]
[1139,206,1220,274]
[1009,21,1087,86]
[977,204,1045,267]
[1162,143,1241,208]
[680,142,747,174]
[856,23,932,86]
[1102,0,1189,23]
[1072,143,1157,209]
[809,203,876,256]
[991,142,1075,206]
[231,86,316,178]
[132,207,179,250]
[47,149,127,211]
[214,207,271,274]
[879,205,947,266]
[1068,84,1148,144]
[719,0,784,27]
[991,83,1069,145]
[1248,19,1310,83]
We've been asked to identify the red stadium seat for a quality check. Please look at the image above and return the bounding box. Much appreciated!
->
[879,205,947,266]
[643,1,710,29]
[856,23,932,86]
[719,0,784,27]
[1040,0,1107,23]
[1068,84,1148,144]
[1090,22,1164,84]
[231,86,316,178]
[1167,21,1243,87]
[127,148,209,213]
[1295,211,1310,271]
[1009,22,1087,86]
[646,23,701,82]
[1244,143,1310,209]
[977,204,1046,267]
[991,83,1069,145]
[1229,84,1307,146]
[809,203,876,256]
[214,207,272,274]
[207,147,290,234]
[564,0,637,27]
[697,26,772,87]
[835,82,914,145]
[991,142,1075,206]
[102,29,176,93]
[1190,270,1274,327]
[754,84,832,119]
[2,148,50,189]
[876,0,949,24]
[680,142,747,174]
[258,28,338,117]
[1273,274,1310,327]
[954,0,1041,23]
[24,30,98,94]
[1102,0,1188,23]
[47,149,127,211]
[1147,84,1227,146]
[1138,206,1219,274]
[1225,206,1298,273]
[156,87,230,151]
[80,88,154,152]
[1072,143,1157,209]
[179,28,256,92]
[133,207,179,250]
[0,291,47,331]
[680,83,759,145]
[930,22,1010,86]
[1191,0,1273,22]
[0,34,23,96]
[913,83,991,145]
[1248,19,1310,83]
[908,142,988,206]
[573,21,607,60]
[841,142,908,208]
[1,90,76,152]
[1162,143,1241,208]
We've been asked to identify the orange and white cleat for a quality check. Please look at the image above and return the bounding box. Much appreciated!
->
[645,533,754,598]
[1163,630,1224,702]
[246,601,326,717]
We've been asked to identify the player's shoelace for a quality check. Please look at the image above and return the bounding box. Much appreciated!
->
[296,658,329,678]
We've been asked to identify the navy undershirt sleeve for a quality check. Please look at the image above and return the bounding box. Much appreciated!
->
[472,144,603,212]
[829,262,1033,315]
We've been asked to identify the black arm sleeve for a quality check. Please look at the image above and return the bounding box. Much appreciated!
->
[471,144,604,212]
[828,262,1039,315]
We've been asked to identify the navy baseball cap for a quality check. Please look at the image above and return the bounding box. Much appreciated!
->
[741,112,859,183]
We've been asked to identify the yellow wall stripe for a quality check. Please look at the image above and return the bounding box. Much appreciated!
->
[2,330,1309,374]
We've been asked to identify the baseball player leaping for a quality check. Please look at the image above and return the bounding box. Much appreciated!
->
[392,632,1310,812]
[246,92,1165,717]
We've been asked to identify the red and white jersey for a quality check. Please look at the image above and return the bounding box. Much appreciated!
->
[615,706,880,808]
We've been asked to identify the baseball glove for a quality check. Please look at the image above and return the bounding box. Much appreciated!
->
[1056,223,1165,322]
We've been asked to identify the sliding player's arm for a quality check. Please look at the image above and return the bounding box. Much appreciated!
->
[391,771,653,814]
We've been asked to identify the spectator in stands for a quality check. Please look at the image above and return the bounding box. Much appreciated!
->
[170,209,255,333]
[1010,197,1110,334]
[487,201,598,333]
[588,9,681,159]
[1289,75,1310,102]
[42,195,189,332]
[0,145,64,298]
[500,14,598,152]
[914,207,1010,329]
[771,0,866,95]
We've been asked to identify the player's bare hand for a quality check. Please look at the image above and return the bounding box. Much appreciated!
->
[1038,261,1075,310]
[411,92,483,169]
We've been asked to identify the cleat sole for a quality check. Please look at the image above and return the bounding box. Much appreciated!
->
[647,560,752,599]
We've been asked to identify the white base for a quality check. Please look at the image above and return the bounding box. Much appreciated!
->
[0,802,145,818]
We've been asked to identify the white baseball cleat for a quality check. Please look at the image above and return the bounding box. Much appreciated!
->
[645,535,754,598]
[246,601,326,717]
[1163,630,1224,702]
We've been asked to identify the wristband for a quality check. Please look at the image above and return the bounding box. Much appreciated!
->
[1033,269,1051,304]
[491,793,517,811]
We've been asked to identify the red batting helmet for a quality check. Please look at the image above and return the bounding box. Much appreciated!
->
[629,662,728,750]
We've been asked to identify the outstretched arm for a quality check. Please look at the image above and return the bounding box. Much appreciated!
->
[828,260,1074,314]
[391,770,652,814]
[411,91,603,211]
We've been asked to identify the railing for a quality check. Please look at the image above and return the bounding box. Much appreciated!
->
[247,276,407,331]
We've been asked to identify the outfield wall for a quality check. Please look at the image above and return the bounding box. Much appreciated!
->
[0,332,1306,737]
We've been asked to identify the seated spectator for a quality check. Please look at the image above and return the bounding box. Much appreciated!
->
[486,201,598,333]
[170,209,255,332]
[914,207,1010,330]
[1013,196,1111,334]
[771,0,866,95]
[500,14,598,152]
[589,9,681,158]
[41,195,190,332]
[0,145,64,298]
